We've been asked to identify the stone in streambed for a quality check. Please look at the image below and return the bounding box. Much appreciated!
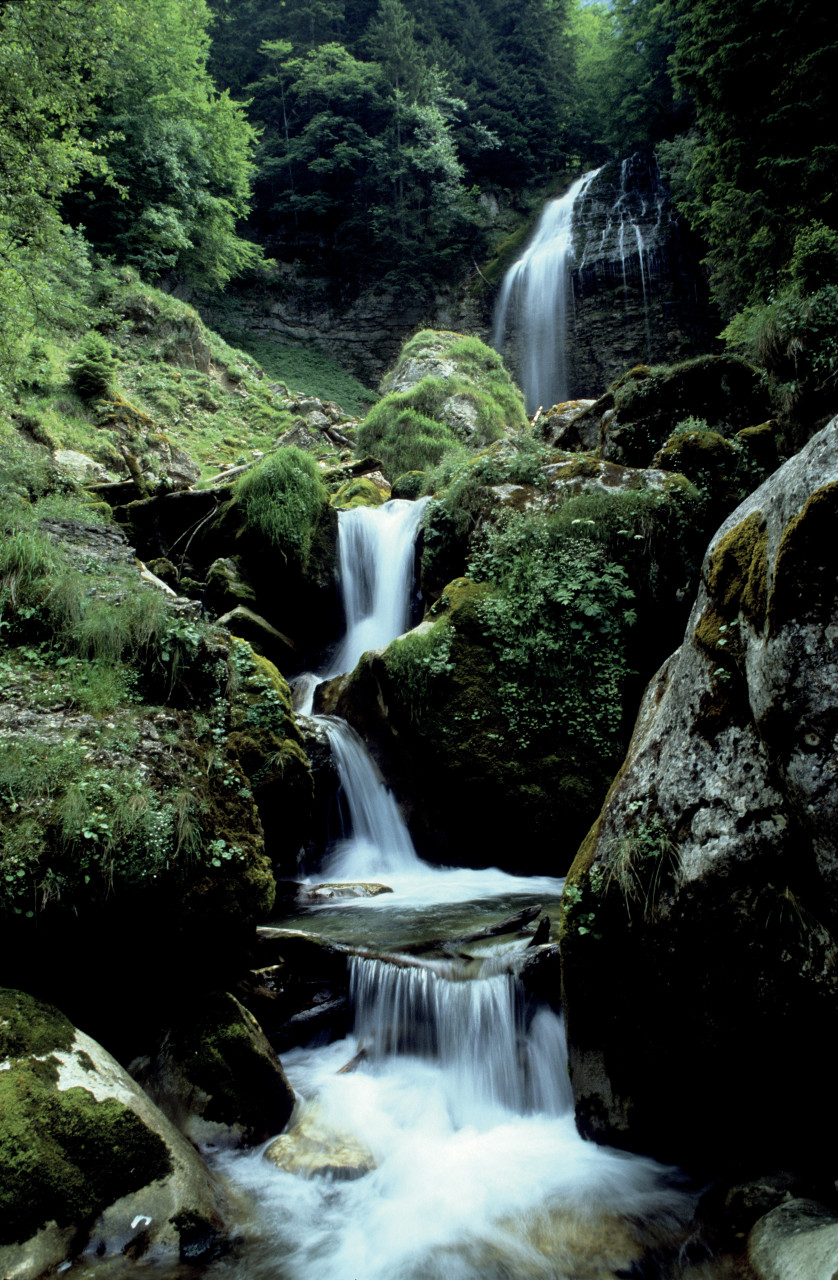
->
[130,991,295,1151]
[298,882,394,902]
[265,1106,375,1181]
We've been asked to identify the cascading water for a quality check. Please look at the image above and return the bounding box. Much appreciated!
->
[205,496,698,1280]
[492,168,601,414]
[330,497,428,677]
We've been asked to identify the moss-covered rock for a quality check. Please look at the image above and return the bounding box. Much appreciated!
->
[559,414,838,1176]
[0,989,223,1278]
[576,355,770,469]
[356,330,527,480]
[330,475,388,509]
[132,991,295,1149]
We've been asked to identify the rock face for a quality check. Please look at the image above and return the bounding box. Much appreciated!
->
[559,415,838,1172]
[0,988,224,1280]
[570,154,717,395]
[748,1199,838,1280]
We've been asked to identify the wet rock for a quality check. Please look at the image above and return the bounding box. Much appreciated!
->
[216,605,296,670]
[0,988,224,1280]
[299,882,394,902]
[748,1199,838,1280]
[131,992,295,1150]
[265,1106,375,1181]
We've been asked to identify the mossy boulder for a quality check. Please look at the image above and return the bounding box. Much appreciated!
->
[356,330,528,480]
[330,475,388,509]
[199,449,341,666]
[0,988,224,1279]
[576,355,770,468]
[131,991,295,1150]
[560,414,838,1175]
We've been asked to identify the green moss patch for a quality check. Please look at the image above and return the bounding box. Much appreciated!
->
[0,988,76,1059]
[0,1067,171,1247]
[768,481,838,635]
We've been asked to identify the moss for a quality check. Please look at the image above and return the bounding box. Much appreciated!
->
[163,992,292,1138]
[0,1067,172,1247]
[551,455,603,481]
[391,471,426,500]
[330,476,387,510]
[704,510,769,632]
[0,987,76,1059]
[767,481,838,635]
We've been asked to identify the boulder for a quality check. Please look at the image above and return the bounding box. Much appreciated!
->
[570,356,770,468]
[0,988,224,1280]
[748,1200,838,1280]
[560,414,838,1173]
[52,449,112,484]
[131,992,295,1150]
[264,1106,375,1181]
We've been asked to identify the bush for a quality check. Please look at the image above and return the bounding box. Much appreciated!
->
[67,331,117,400]
[234,447,328,568]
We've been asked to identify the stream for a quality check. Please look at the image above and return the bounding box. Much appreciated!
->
[199,499,704,1279]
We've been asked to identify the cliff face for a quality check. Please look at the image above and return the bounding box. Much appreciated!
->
[568,154,718,397]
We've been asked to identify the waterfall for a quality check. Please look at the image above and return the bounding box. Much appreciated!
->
[492,168,601,414]
[330,498,428,677]
[319,717,421,878]
[350,955,574,1119]
[293,498,428,879]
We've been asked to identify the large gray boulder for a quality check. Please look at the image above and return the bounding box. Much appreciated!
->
[0,989,224,1280]
[559,415,838,1172]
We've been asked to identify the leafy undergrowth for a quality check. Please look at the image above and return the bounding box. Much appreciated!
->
[213,327,377,418]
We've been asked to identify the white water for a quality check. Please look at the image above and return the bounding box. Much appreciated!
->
[214,960,694,1280]
[492,168,601,414]
[329,497,428,677]
[208,498,697,1280]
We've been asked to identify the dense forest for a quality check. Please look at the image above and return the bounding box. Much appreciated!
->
[2,0,837,401]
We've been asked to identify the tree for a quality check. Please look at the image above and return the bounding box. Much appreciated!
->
[0,0,111,373]
[668,0,838,315]
[65,0,261,289]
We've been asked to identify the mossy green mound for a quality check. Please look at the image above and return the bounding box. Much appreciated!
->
[356,330,527,480]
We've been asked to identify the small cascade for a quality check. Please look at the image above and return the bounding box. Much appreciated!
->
[319,717,421,878]
[350,955,574,1118]
[492,168,601,414]
[293,497,428,880]
[330,498,428,677]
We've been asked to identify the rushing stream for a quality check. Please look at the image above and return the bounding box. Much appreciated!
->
[198,498,702,1280]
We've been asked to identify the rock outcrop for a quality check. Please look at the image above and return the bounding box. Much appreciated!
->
[560,414,838,1172]
[0,989,224,1280]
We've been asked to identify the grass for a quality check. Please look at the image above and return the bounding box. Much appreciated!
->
[214,327,377,417]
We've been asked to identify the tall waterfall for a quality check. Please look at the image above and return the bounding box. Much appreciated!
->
[492,168,601,414]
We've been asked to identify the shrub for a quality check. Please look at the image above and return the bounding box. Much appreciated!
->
[67,331,117,400]
[234,447,328,568]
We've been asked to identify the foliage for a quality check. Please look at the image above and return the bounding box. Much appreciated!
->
[234,447,328,566]
[384,621,455,723]
[63,0,260,289]
[722,285,838,439]
[212,327,376,415]
[469,510,636,754]
[66,333,118,401]
[667,0,838,317]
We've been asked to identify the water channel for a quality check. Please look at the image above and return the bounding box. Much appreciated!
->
[201,499,701,1280]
